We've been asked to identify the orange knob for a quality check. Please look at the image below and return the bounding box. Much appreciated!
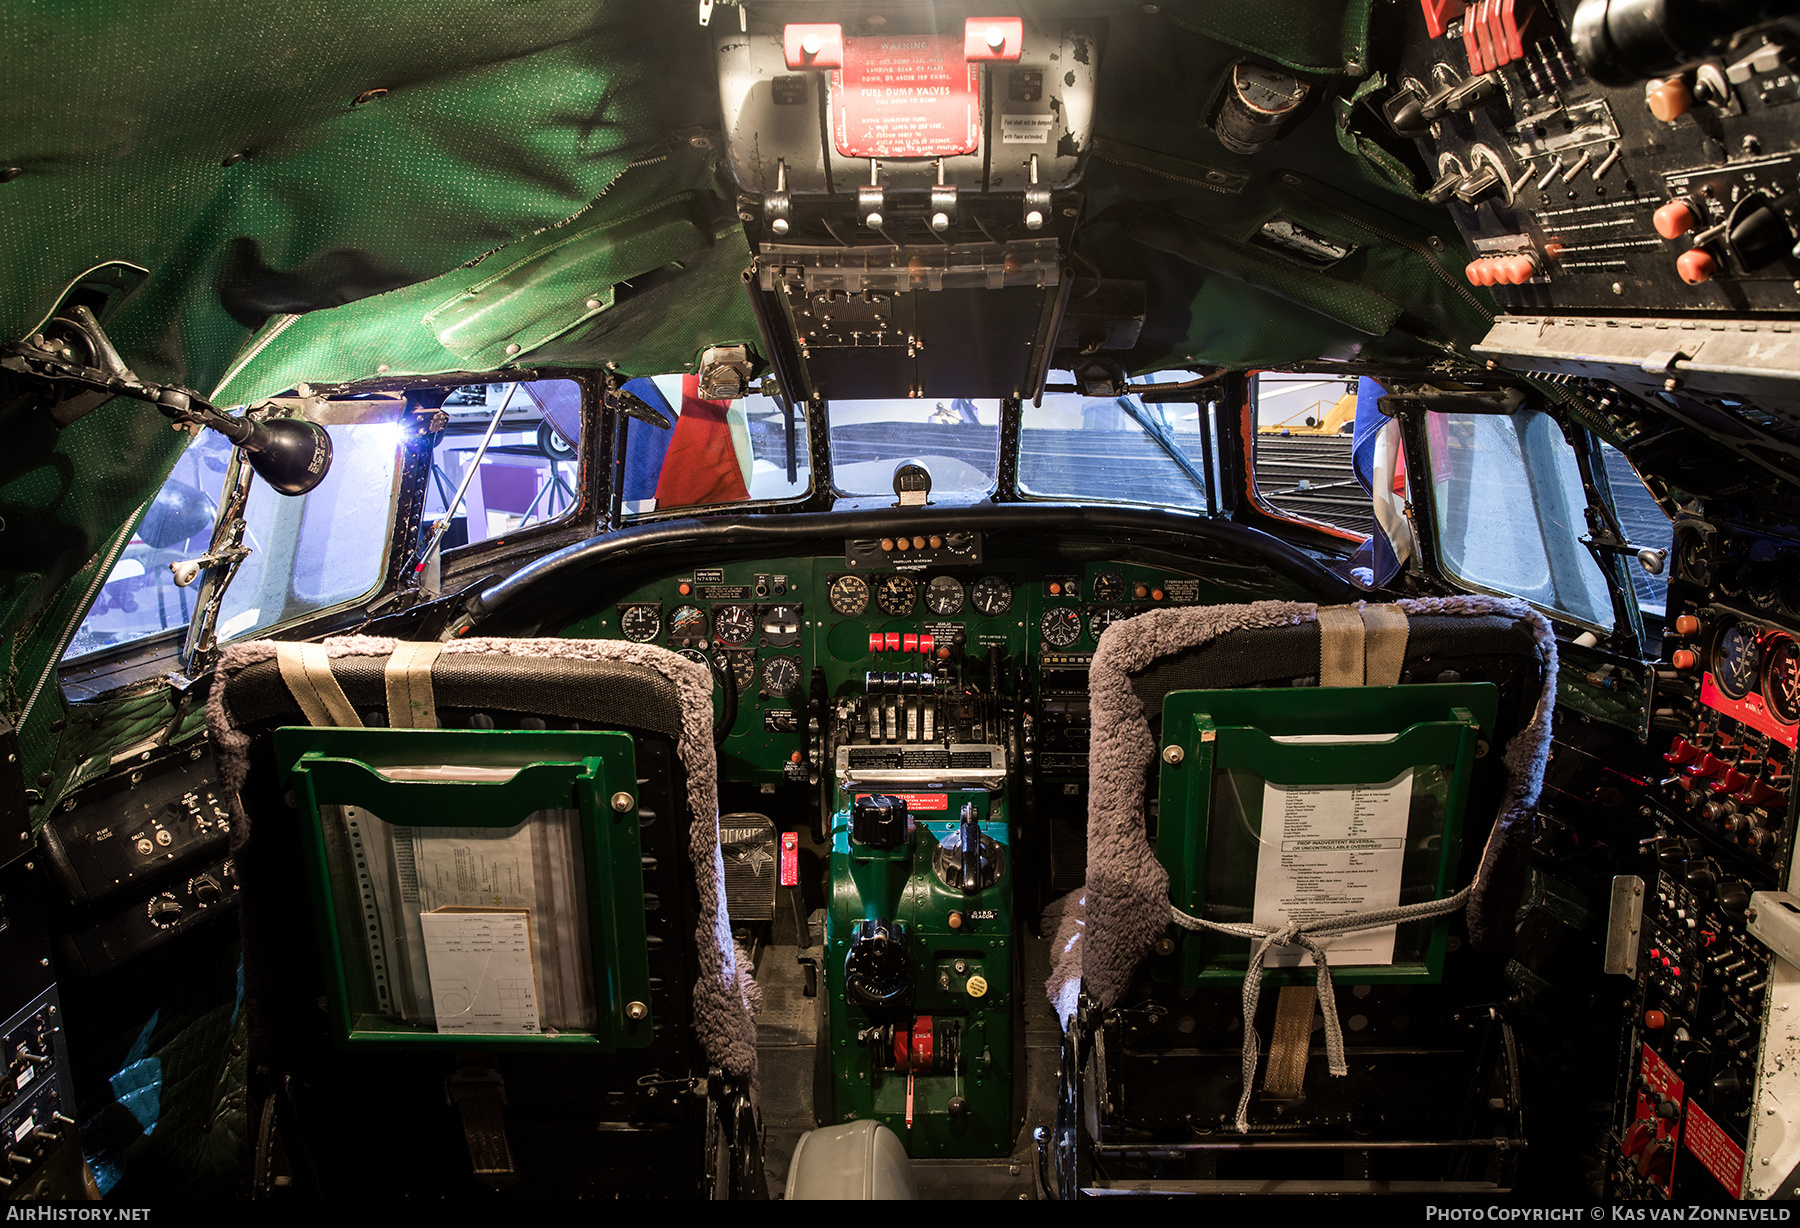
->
[678,582,691,595]
[1133,584,1148,599]
[1676,248,1716,285]
[1151,589,1165,601]
[1048,582,1062,595]
[1654,200,1697,240]
[880,538,895,552]
[1646,76,1693,123]
[928,535,943,549]
[1672,649,1697,671]
[1675,614,1702,635]
[1466,260,1485,285]
[1644,1010,1667,1030]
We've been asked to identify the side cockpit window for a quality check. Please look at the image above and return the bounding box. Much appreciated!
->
[1425,409,1617,632]
[63,431,236,661]
[422,379,583,552]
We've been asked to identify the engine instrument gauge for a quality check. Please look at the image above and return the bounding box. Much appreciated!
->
[1088,607,1126,642]
[713,604,756,646]
[1041,607,1083,648]
[1092,572,1127,602]
[970,575,1012,617]
[829,574,870,616]
[762,655,802,698]
[677,648,709,667]
[1764,637,1800,725]
[715,649,756,695]
[1712,619,1763,701]
[876,574,918,616]
[618,604,661,642]
[669,604,708,645]
[925,575,966,616]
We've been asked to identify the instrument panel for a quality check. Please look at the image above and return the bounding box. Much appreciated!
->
[569,532,1308,783]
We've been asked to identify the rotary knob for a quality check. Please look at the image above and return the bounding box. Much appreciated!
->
[844,919,913,1009]
[149,897,183,928]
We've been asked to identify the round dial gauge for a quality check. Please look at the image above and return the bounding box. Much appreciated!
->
[1764,637,1800,725]
[1092,572,1127,603]
[925,575,966,616]
[714,649,756,695]
[1712,619,1763,701]
[713,604,755,646]
[677,648,709,667]
[761,604,802,642]
[970,575,1012,617]
[1041,607,1083,648]
[876,574,918,616]
[668,604,708,644]
[829,574,870,616]
[618,604,661,642]
[762,655,802,698]
[1089,607,1126,642]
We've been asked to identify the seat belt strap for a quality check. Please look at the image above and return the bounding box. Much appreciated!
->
[274,643,362,727]
[1316,605,1365,686]
[1360,603,1411,687]
[384,641,443,730]
[1263,985,1316,1100]
[446,1067,519,1187]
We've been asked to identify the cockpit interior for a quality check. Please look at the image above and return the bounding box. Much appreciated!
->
[5,0,1800,1205]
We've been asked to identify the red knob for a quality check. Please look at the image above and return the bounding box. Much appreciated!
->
[1677,248,1716,285]
[1689,752,1728,781]
[902,633,918,654]
[884,633,901,652]
[919,634,934,656]
[1654,200,1698,240]
[1644,1010,1667,1030]
[1501,254,1538,284]
[1663,736,1698,766]
[1646,76,1694,123]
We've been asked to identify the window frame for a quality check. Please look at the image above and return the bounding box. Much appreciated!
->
[607,386,825,527]
[1395,391,1643,649]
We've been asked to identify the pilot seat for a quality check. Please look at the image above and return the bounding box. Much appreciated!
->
[208,635,763,1199]
[1047,597,1556,1197]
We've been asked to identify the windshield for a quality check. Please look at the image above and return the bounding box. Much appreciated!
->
[1019,372,1214,509]
[828,398,1002,497]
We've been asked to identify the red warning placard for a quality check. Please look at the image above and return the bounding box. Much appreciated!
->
[832,35,980,158]
[1682,1097,1746,1197]
[1701,672,1798,748]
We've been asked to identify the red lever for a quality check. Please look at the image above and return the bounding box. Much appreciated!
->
[1688,752,1728,781]
[1663,736,1698,766]
[1712,769,1751,795]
